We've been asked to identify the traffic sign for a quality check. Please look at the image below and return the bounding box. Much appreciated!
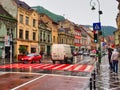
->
[93,22,101,30]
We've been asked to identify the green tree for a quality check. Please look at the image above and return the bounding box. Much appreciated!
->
[18,46,26,54]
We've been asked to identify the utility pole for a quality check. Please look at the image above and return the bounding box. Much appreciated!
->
[90,0,103,71]
[10,32,13,64]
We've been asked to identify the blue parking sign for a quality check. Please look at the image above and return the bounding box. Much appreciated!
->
[93,22,101,30]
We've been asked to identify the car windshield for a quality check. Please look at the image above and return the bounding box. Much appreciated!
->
[27,54,35,56]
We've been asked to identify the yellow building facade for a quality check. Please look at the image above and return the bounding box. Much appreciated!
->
[115,0,120,46]
[16,7,39,55]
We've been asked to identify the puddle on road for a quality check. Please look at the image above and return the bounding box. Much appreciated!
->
[0,73,42,90]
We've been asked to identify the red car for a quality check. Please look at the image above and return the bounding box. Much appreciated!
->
[20,53,42,64]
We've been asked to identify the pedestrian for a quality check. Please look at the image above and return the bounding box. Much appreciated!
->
[40,50,44,60]
[108,48,113,71]
[111,48,120,75]
[73,48,78,63]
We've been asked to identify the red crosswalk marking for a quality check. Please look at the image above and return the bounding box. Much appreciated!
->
[73,65,83,71]
[52,64,68,70]
[42,64,59,70]
[32,64,50,69]
[76,65,87,72]
[54,64,70,71]
[0,64,94,73]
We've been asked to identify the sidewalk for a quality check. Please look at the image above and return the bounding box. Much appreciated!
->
[94,55,120,90]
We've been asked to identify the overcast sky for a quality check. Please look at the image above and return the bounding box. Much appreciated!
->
[23,0,118,28]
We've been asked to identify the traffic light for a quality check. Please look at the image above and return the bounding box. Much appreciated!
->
[93,30,98,43]
[94,34,98,43]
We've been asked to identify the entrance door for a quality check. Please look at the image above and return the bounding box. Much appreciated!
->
[47,46,50,56]
[5,46,10,58]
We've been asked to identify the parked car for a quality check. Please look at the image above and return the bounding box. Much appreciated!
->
[83,51,89,56]
[89,52,96,57]
[20,53,42,64]
[78,51,83,55]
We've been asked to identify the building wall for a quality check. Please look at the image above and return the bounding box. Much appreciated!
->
[16,7,39,55]
[52,24,58,44]
[115,0,120,46]
[38,14,52,55]
[58,19,74,46]
[40,14,58,44]
[0,0,17,18]
[114,30,119,45]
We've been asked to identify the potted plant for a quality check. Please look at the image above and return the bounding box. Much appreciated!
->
[19,46,26,54]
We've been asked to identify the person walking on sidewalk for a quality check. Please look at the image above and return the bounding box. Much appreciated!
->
[108,48,113,71]
[111,49,120,75]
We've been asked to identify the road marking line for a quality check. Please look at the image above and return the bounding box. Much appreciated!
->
[62,65,73,70]
[42,64,56,69]
[33,64,49,68]
[52,64,66,69]
[84,66,92,72]
[73,65,82,71]
[11,74,47,90]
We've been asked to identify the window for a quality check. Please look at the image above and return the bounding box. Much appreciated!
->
[43,31,45,41]
[19,14,23,23]
[7,28,9,35]
[19,29,23,39]
[62,39,63,44]
[26,16,29,25]
[33,32,36,40]
[33,19,36,27]
[53,36,55,43]
[40,31,42,41]
[48,35,50,42]
[25,31,29,40]
[31,48,36,53]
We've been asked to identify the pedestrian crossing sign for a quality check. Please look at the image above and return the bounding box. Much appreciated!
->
[93,22,101,30]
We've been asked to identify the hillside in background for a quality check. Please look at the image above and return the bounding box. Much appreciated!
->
[31,6,116,37]
[101,26,117,36]
[86,25,117,37]
[32,6,65,23]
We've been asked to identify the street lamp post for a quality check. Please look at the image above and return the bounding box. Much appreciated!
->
[90,0,103,22]
[90,0,103,68]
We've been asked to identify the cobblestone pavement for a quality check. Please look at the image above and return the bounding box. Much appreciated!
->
[94,55,120,90]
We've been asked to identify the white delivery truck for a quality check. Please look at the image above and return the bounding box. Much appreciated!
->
[51,44,73,64]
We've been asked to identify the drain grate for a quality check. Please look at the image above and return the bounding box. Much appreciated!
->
[20,75,34,79]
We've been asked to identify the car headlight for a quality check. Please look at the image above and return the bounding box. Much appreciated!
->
[28,57,33,60]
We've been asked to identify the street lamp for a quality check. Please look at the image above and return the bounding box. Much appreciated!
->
[90,0,103,68]
[90,0,103,22]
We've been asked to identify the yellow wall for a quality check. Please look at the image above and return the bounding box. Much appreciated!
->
[16,7,39,55]
[115,13,120,45]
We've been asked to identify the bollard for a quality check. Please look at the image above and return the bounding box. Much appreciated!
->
[90,77,92,90]
[93,70,96,89]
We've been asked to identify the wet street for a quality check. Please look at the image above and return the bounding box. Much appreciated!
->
[92,56,120,90]
[0,55,120,90]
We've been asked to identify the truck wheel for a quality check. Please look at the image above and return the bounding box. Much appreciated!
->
[31,60,34,64]
[53,60,55,64]
[23,61,28,64]
[64,57,68,64]
[60,60,63,64]
[39,59,41,63]
[71,57,73,64]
